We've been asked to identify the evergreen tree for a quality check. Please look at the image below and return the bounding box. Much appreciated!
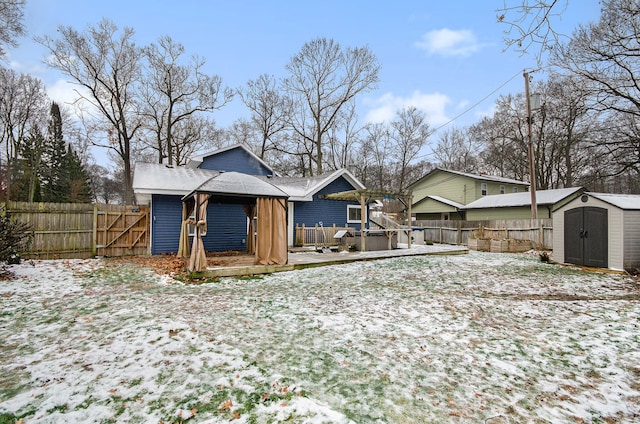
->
[41,102,67,202]
[64,145,92,203]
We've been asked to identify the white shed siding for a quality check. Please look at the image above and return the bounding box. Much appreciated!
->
[553,195,625,270]
[623,210,640,269]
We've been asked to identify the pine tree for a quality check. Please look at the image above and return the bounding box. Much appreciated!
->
[41,102,67,202]
[64,145,92,203]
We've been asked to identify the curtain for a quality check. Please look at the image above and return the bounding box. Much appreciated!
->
[188,193,209,272]
[243,204,256,254]
[255,197,287,265]
[177,198,196,258]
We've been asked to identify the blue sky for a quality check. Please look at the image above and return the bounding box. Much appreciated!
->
[6,0,603,164]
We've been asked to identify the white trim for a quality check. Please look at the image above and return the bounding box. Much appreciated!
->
[347,204,367,224]
[287,202,294,246]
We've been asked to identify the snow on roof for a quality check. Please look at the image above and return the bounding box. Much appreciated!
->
[261,169,365,201]
[463,187,583,209]
[186,171,288,199]
[422,195,465,209]
[587,192,640,210]
[133,162,219,195]
[409,167,529,189]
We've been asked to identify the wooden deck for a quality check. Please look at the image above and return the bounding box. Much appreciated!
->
[202,244,469,278]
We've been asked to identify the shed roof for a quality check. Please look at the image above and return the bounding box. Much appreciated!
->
[463,187,583,209]
[587,192,640,210]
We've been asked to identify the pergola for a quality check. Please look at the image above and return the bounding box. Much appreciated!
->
[179,172,289,272]
[322,189,413,252]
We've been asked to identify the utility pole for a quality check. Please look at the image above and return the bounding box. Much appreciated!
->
[524,70,538,220]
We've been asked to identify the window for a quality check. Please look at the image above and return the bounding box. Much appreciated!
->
[500,185,505,194]
[513,187,519,193]
[481,183,487,196]
[347,204,366,223]
[188,213,196,237]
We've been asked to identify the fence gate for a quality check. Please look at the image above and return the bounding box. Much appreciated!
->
[95,204,149,256]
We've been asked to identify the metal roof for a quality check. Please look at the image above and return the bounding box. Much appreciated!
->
[133,162,219,195]
[186,171,288,199]
[587,192,640,210]
[463,187,583,209]
[409,167,530,189]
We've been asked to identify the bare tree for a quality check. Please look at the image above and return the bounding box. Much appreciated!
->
[37,19,143,204]
[142,35,232,166]
[0,0,25,60]
[433,127,479,173]
[497,0,570,65]
[389,106,431,192]
[238,73,289,159]
[0,68,49,200]
[551,0,640,180]
[283,37,380,175]
[327,101,362,171]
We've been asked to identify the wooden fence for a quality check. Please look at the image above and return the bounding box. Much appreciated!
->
[2,201,149,259]
[413,219,553,250]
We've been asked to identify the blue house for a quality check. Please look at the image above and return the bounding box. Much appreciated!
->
[133,144,367,254]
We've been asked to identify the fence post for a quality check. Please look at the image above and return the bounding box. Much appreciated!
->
[92,204,98,257]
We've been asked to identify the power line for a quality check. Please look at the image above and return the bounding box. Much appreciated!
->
[413,69,524,161]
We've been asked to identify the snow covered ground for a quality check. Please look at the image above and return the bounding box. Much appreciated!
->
[1,251,639,423]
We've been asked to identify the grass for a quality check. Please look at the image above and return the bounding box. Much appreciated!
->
[0,252,639,423]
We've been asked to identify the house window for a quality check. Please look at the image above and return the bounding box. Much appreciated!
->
[188,213,196,237]
[481,183,487,196]
[347,204,366,223]
[500,185,505,194]
[513,187,519,193]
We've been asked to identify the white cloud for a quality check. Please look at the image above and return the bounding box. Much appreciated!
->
[46,78,81,106]
[414,28,482,57]
[363,91,451,126]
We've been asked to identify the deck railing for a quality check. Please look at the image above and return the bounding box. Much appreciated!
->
[294,224,356,248]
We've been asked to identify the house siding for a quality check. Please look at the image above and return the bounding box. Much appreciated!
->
[411,170,528,207]
[623,210,640,269]
[466,205,553,221]
[151,194,184,254]
[293,176,362,237]
[151,194,249,254]
[198,148,272,176]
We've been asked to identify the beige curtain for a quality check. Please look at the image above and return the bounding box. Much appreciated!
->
[188,193,209,272]
[243,204,257,254]
[177,198,196,258]
[255,197,287,265]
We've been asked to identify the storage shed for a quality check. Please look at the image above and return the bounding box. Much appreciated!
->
[552,192,640,272]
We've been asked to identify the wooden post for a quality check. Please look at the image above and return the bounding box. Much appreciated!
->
[92,204,98,257]
[407,195,412,249]
[360,194,366,252]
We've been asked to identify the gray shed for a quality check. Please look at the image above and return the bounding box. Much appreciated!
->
[552,192,640,271]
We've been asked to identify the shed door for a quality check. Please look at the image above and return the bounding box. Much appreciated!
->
[564,207,608,268]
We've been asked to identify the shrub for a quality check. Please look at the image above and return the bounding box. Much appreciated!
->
[0,208,32,264]
[539,251,551,263]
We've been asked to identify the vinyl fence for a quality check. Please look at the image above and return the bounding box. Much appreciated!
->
[2,201,149,259]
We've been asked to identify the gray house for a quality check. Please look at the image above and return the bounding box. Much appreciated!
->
[553,192,640,271]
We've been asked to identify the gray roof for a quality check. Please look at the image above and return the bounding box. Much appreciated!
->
[587,192,640,210]
[186,171,287,199]
[420,195,465,209]
[463,187,583,209]
[409,167,529,189]
[259,169,365,201]
[133,162,218,196]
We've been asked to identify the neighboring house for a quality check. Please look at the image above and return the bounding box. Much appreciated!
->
[133,144,367,254]
[553,192,640,271]
[462,187,584,220]
[409,168,530,220]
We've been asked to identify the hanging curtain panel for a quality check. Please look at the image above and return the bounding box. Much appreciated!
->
[255,197,287,265]
[188,193,210,272]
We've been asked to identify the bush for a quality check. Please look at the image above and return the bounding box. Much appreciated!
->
[0,208,32,264]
